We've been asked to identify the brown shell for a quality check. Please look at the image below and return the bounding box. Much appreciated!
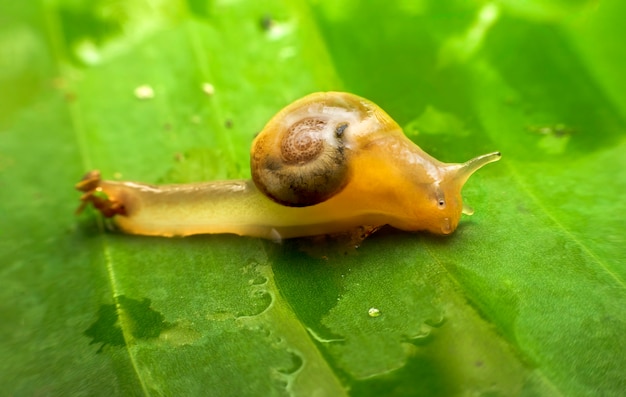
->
[250,91,404,207]
[251,112,350,207]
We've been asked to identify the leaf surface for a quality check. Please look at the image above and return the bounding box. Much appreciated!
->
[1,0,624,396]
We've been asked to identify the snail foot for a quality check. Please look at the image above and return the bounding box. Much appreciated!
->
[296,224,383,258]
[75,170,127,217]
[344,225,382,249]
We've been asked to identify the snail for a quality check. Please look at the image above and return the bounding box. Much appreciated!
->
[76,92,500,240]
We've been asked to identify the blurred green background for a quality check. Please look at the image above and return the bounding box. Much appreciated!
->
[1,0,625,395]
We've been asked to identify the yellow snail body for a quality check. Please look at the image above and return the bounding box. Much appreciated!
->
[76,92,501,240]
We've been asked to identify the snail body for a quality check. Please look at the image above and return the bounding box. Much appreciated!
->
[76,92,500,240]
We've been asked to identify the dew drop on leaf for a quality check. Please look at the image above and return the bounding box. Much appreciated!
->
[368,307,381,317]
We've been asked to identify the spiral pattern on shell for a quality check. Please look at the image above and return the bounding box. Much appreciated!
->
[251,114,350,207]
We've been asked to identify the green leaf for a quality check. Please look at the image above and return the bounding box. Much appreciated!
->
[1,0,624,396]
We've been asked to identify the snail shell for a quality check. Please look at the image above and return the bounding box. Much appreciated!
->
[251,92,398,207]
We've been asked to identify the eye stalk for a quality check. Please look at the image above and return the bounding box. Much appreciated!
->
[76,92,501,241]
[454,152,502,187]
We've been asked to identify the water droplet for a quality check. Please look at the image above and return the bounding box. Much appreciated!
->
[134,84,154,99]
[74,39,101,65]
[201,82,215,96]
[368,307,381,317]
[264,20,294,41]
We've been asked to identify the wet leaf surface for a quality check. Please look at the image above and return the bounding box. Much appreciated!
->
[1,0,625,395]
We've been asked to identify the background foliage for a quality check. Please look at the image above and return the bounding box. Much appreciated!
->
[1,0,625,395]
